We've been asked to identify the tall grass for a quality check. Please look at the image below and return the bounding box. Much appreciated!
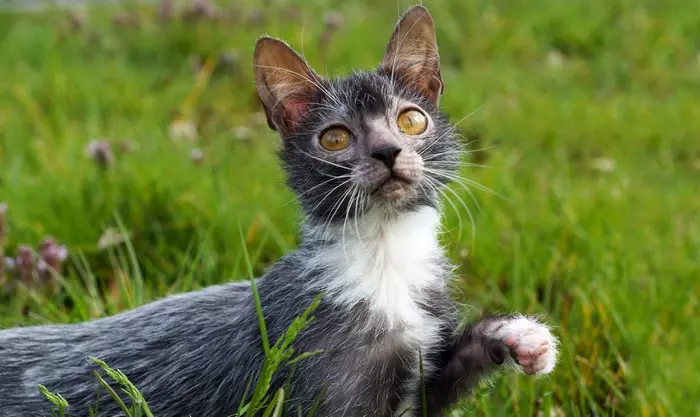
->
[37,231,323,416]
[0,0,698,416]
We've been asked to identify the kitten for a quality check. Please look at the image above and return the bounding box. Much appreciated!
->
[0,6,558,417]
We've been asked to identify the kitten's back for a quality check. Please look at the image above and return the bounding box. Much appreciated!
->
[0,282,259,416]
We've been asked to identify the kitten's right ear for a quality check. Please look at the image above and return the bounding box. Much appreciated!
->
[254,37,323,136]
[379,6,443,106]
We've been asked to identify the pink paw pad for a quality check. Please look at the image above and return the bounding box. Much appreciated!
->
[492,316,558,375]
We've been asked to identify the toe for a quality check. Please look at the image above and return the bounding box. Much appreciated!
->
[518,356,533,366]
[535,344,550,358]
[504,334,519,348]
[515,345,534,358]
[523,366,538,375]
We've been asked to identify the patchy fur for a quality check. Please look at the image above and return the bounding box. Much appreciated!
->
[0,5,558,417]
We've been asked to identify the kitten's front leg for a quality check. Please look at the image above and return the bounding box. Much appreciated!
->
[424,315,558,415]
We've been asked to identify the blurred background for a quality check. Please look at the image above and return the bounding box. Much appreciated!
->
[0,0,698,415]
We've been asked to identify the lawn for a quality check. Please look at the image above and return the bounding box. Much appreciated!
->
[0,0,698,415]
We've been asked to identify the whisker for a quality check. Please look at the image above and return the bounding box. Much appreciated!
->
[316,171,355,180]
[318,189,350,241]
[453,180,482,212]
[387,4,434,96]
[424,176,476,247]
[418,104,485,156]
[308,177,355,216]
[254,64,342,107]
[421,178,463,239]
[324,185,356,241]
[341,185,358,258]
[284,174,353,206]
[353,189,366,252]
[441,183,476,247]
[423,168,502,198]
[290,144,352,171]
[427,161,492,170]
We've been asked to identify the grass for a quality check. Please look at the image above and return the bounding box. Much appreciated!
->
[0,0,698,415]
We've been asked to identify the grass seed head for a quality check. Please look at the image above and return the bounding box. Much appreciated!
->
[85,140,114,168]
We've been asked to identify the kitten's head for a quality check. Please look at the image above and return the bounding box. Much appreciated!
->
[254,6,460,225]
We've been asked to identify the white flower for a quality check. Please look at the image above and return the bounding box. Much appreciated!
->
[591,157,616,172]
[169,119,198,142]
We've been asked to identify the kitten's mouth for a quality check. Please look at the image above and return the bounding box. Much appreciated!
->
[372,176,411,200]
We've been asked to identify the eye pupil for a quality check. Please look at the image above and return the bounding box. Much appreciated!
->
[320,128,351,151]
[398,109,427,135]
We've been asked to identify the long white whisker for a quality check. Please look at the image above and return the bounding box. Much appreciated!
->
[324,185,356,241]
[291,144,352,171]
[285,174,353,206]
[353,189,366,252]
[422,178,463,239]
[341,186,358,259]
[418,105,485,157]
[428,160,492,169]
[420,142,483,161]
[423,168,502,198]
[425,176,476,247]
[309,177,355,216]
[318,188,350,241]
[426,167,485,210]
[441,183,476,247]
[254,64,342,107]
[316,171,354,180]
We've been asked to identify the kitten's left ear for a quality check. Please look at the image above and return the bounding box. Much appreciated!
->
[254,37,323,136]
[379,6,443,106]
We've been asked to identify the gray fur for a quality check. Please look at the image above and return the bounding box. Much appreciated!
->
[0,6,556,417]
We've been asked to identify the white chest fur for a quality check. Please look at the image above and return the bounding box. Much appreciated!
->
[307,206,446,348]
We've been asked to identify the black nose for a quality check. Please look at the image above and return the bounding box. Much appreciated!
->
[371,145,402,170]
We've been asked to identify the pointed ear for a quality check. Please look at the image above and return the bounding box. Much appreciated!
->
[379,6,443,106]
[254,37,323,135]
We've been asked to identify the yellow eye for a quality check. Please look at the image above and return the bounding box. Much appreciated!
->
[397,109,428,135]
[319,127,351,151]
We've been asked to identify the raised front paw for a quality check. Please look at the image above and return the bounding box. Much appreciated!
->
[490,316,558,375]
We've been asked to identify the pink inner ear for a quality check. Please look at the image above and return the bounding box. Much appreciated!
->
[287,99,310,121]
[283,98,310,127]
